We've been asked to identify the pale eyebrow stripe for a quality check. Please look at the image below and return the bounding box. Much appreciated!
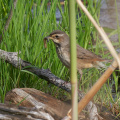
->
[52,34,64,37]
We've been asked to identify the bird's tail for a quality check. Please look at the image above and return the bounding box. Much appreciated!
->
[96,59,112,69]
[96,61,107,69]
[102,59,113,63]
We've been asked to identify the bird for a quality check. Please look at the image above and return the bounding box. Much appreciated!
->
[44,30,111,85]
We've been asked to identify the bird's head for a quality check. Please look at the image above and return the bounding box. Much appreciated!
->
[44,30,69,48]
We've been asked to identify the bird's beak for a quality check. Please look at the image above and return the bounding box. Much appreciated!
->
[43,36,53,48]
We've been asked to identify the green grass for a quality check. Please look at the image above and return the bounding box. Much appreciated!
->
[0,0,120,117]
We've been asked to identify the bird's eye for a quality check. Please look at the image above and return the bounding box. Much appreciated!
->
[55,35,59,38]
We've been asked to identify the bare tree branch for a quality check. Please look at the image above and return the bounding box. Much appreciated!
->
[0,49,71,92]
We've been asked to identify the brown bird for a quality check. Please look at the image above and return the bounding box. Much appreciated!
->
[44,30,110,84]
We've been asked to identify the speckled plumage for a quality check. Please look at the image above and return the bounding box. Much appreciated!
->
[44,30,110,83]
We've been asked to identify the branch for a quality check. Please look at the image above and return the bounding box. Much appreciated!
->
[0,49,71,92]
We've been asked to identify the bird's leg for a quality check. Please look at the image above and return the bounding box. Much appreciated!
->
[78,69,83,87]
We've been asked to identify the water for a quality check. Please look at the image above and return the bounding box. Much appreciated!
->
[100,0,120,42]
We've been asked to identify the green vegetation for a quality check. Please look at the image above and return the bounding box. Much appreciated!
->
[69,0,78,119]
[0,0,119,116]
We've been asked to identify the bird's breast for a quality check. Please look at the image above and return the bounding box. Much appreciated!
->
[56,47,70,68]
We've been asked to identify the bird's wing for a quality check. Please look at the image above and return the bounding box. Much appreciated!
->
[77,44,104,61]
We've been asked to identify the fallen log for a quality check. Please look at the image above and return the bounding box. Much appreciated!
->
[5,88,71,119]
[3,88,87,120]
[4,88,119,120]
